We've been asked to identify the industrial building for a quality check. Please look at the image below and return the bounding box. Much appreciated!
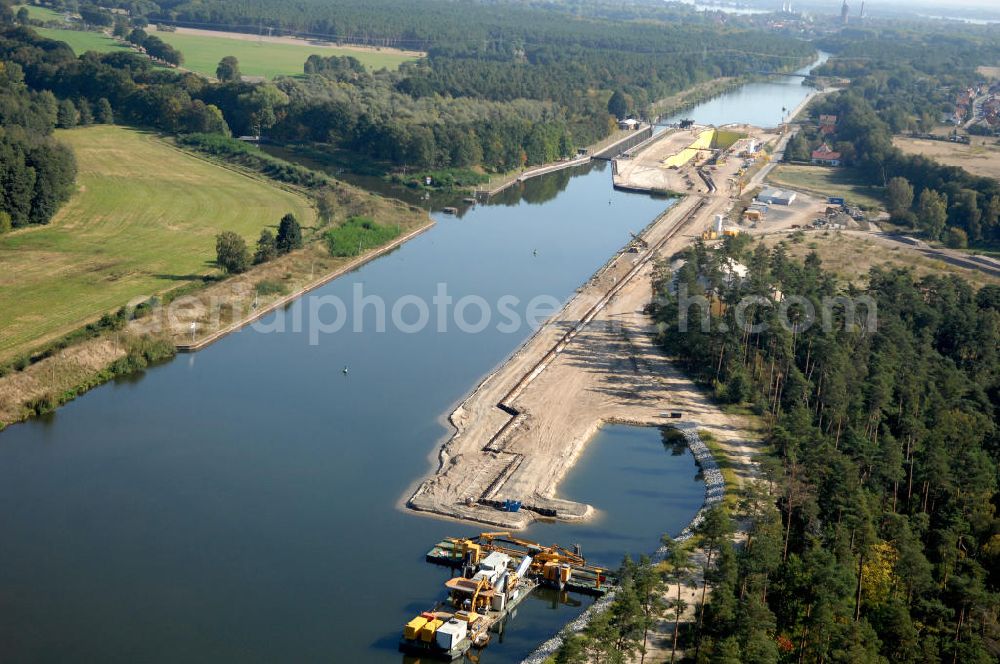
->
[757,187,797,206]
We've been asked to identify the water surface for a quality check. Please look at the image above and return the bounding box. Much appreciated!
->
[663,51,830,127]
[0,164,699,663]
[0,57,825,662]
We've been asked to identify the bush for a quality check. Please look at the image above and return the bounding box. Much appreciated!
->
[946,226,968,249]
[255,279,288,296]
[253,229,278,264]
[177,134,329,188]
[324,216,401,257]
[391,168,489,190]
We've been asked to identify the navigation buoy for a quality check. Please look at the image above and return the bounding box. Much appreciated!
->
[533,249,537,256]
[342,366,349,375]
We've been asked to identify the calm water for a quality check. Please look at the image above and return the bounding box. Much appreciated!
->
[0,59,823,663]
[664,51,830,128]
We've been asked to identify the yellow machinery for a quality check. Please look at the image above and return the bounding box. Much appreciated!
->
[451,532,604,590]
[404,615,429,640]
[420,618,444,642]
[461,540,483,565]
[445,575,492,613]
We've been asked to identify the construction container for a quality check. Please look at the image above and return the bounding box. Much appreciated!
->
[435,619,468,651]
[404,616,429,640]
[420,618,444,642]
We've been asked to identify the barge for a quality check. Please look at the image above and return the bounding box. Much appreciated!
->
[400,533,611,660]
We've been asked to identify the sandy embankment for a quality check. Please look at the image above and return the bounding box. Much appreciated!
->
[406,187,756,529]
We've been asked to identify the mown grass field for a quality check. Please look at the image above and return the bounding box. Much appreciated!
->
[27,22,417,77]
[768,164,885,209]
[0,125,315,362]
[34,27,130,54]
[13,4,65,22]
[151,29,418,79]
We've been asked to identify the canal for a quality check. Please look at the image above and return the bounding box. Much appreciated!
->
[0,56,825,663]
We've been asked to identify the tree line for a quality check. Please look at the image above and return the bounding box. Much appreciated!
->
[215,213,301,274]
[647,236,998,663]
[0,1,811,225]
[0,58,76,229]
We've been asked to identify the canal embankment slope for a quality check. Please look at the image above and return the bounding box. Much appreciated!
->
[407,186,758,529]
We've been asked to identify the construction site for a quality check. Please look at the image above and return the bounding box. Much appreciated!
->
[405,122,776,530]
[612,123,780,197]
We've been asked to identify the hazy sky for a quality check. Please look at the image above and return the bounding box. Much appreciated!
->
[751,0,1000,17]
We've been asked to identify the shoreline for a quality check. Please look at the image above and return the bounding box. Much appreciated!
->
[522,424,727,664]
[403,193,736,529]
[175,221,434,352]
[478,125,655,197]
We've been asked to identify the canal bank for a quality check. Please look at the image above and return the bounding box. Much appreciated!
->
[0,162,704,664]
[406,196,725,529]
[0,54,826,663]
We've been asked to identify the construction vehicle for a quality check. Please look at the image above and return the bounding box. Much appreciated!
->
[629,231,649,249]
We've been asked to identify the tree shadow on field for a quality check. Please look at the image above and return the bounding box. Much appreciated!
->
[152,273,211,282]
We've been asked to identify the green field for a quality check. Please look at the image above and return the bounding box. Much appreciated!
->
[768,164,886,209]
[13,4,65,22]
[34,26,130,55]
[0,125,315,361]
[151,29,418,79]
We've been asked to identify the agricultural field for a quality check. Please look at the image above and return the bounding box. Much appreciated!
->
[150,27,420,79]
[767,164,885,209]
[977,65,1000,80]
[894,135,1000,181]
[0,125,315,362]
[34,26,130,55]
[12,4,65,22]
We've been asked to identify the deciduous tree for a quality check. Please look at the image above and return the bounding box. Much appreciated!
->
[215,231,250,273]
